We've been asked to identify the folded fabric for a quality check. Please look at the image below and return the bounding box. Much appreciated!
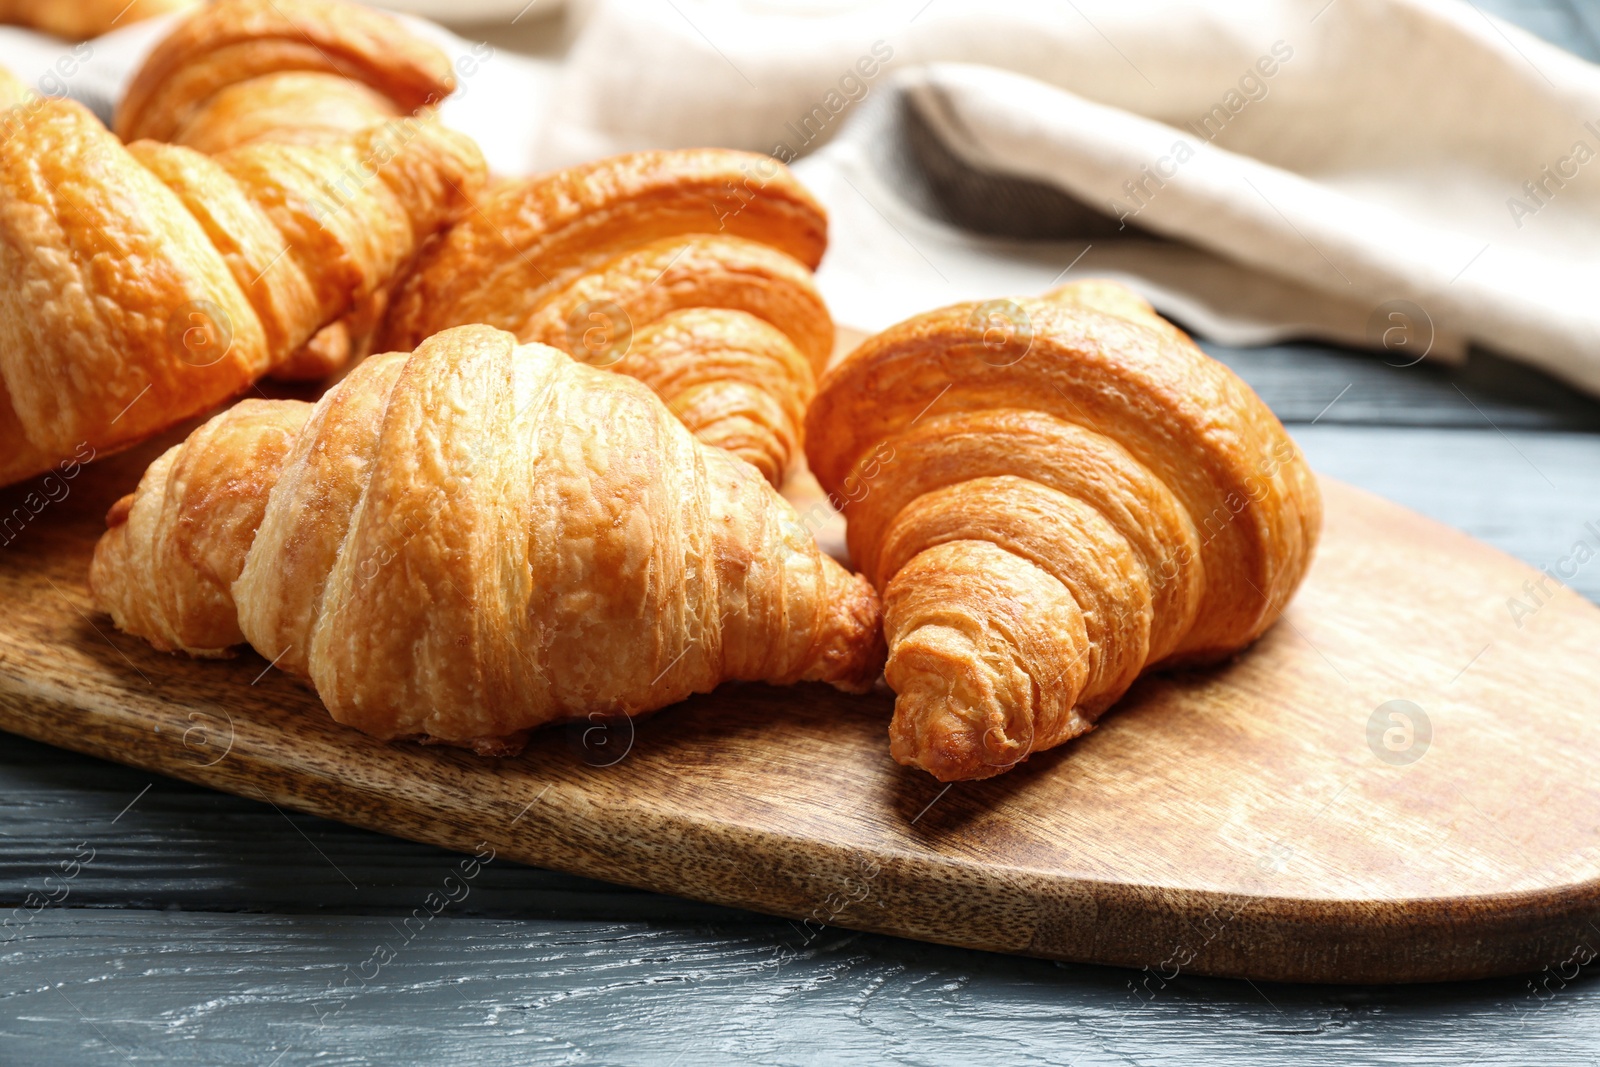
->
[787,77,1470,361]
[541,0,1600,393]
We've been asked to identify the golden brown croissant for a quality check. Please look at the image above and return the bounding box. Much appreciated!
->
[0,0,196,38]
[0,92,484,490]
[118,0,463,381]
[382,150,833,487]
[91,324,885,753]
[805,280,1322,781]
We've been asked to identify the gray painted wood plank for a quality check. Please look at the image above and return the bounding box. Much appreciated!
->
[0,733,742,921]
[4,910,1599,1067]
[1482,0,1600,60]
[1293,425,1600,604]
[1202,342,1600,432]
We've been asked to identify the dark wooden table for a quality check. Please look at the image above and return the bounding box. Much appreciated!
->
[6,1,1600,1063]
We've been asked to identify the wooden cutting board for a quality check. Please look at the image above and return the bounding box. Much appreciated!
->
[2,432,1599,985]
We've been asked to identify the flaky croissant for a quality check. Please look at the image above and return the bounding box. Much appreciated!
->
[805,280,1322,781]
[0,0,196,38]
[91,324,885,753]
[0,90,485,489]
[118,0,463,381]
[382,150,833,487]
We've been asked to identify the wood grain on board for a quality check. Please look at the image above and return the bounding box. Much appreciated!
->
[1,427,1598,984]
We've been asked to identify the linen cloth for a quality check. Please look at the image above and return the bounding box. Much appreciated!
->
[541,0,1600,390]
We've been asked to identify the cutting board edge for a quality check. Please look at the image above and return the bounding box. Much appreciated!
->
[4,672,1596,986]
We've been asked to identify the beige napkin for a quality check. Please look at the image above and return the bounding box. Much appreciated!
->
[540,0,1600,393]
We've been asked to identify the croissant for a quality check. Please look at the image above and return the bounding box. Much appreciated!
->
[382,149,833,487]
[90,324,885,753]
[117,0,463,380]
[0,0,196,38]
[805,280,1322,781]
[0,90,485,490]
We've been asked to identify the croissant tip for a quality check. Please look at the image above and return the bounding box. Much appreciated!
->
[886,659,1034,782]
[891,723,1019,783]
[105,494,135,529]
[808,570,888,692]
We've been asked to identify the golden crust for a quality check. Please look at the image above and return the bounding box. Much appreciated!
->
[805,280,1322,781]
[91,325,885,749]
[150,73,405,155]
[0,0,196,38]
[618,307,814,488]
[92,399,312,655]
[117,0,454,147]
[384,149,828,345]
[0,95,485,488]
[117,0,461,381]
[382,149,832,486]
[518,233,833,371]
